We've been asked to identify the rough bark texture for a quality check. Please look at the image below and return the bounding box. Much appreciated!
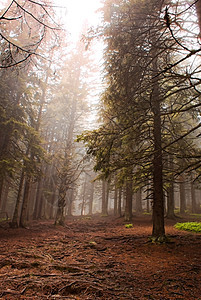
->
[124,180,133,222]
[136,188,142,213]
[55,180,67,226]
[151,60,165,239]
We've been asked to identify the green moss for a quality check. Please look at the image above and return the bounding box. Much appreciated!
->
[189,213,201,218]
[149,235,170,244]
[174,222,201,233]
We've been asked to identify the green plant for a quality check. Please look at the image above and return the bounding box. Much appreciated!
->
[125,224,133,228]
[174,222,201,233]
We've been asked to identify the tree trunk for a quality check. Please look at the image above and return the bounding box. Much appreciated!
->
[19,176,31,228]
[81,176,87,216]
[88,181,94,215]
[55,174,68,226]
[114,178,118,216]
[118,188,122,217]
[0,180,9,212]
[10,171,25,228]
[55,187,66,226]
[179,176,186,214]
[151,57,165,240]
[102,179,108,216]
[124,180,133,222]
[136,188,142,214]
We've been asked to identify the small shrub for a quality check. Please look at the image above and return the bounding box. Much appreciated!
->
[174,222,201,233]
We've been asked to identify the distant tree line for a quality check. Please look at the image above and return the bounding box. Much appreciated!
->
[0,0,98,227]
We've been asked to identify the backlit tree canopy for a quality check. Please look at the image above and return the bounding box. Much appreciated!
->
[78,0,201,239]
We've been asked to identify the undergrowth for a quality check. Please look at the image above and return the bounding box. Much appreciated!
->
[174,222,201,233]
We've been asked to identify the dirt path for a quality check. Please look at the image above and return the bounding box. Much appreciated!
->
[0,215,200,299]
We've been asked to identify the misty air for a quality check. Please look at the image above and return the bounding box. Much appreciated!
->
[0,0,201,299]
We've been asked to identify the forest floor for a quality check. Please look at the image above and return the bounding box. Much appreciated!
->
[0,215,201,300]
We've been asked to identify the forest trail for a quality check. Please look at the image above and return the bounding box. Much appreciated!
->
[0,215,200,299]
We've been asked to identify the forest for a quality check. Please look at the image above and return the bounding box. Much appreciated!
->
[0,0,201,299]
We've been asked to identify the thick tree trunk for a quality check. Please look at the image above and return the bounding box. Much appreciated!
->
[0,180,9,212]
[151,58,165,240]
[136,188,142,213]
[55,180,67,226]
[124,180,133,222]
[55,193,66,225]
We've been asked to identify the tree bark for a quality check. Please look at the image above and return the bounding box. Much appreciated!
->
[114,178,118,216]
[151,58,165,240]
[55,184,67,226]
[19,176,31,228]
[124,180,133,222]
[88,181,94,215]
[102,179,108,216]
[10,171,25,228]
[179,175,186,214]
[136,188,142,214]
[118,187,122,217]
[81,176,87,216]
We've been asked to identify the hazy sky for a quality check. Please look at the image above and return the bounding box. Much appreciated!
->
[56,0,102,40]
